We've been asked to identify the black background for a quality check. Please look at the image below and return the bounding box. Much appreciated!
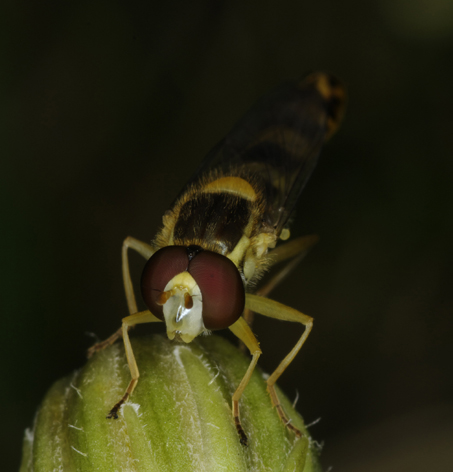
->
[3,1,453,470]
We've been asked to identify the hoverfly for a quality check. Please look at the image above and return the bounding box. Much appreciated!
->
[88,72,345,446]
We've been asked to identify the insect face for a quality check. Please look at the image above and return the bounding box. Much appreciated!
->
[140,245,245,342]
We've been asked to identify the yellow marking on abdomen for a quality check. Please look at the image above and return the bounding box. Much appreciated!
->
[203,176,257,201]
[303,72,346,139]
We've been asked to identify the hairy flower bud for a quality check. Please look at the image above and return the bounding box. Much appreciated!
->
[20,335,321,471]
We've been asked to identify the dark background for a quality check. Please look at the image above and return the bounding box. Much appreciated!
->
[3,1,453,470]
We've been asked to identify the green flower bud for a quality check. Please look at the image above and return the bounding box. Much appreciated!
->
[20,335,321,471]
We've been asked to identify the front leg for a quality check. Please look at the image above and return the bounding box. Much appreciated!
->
[228,317,262,446]
[87,236,155,357]
[121,236,155,315]
[107,310,162,418]
[245,293,313,437]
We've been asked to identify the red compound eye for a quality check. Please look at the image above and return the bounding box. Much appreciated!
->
[140,246,189,320]
[188,250,245,330]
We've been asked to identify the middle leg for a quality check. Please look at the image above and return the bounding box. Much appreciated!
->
[245,294,313,437]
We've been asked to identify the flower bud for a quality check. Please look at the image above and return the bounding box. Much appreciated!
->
[20,334,321,471]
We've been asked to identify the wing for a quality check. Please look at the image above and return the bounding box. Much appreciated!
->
[176,72,346,237]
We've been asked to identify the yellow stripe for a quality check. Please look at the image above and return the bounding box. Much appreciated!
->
[203,176,257,201]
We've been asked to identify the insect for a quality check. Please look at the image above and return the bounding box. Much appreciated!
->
[88,72,346,446]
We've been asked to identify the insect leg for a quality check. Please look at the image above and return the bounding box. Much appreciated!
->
[107,310,162,419]
[267,234,318,268]
[243,235,318,327]
[122,236,155,315]
[229,317,262,446]
[87,237,154,357]
[245,293,313,437]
